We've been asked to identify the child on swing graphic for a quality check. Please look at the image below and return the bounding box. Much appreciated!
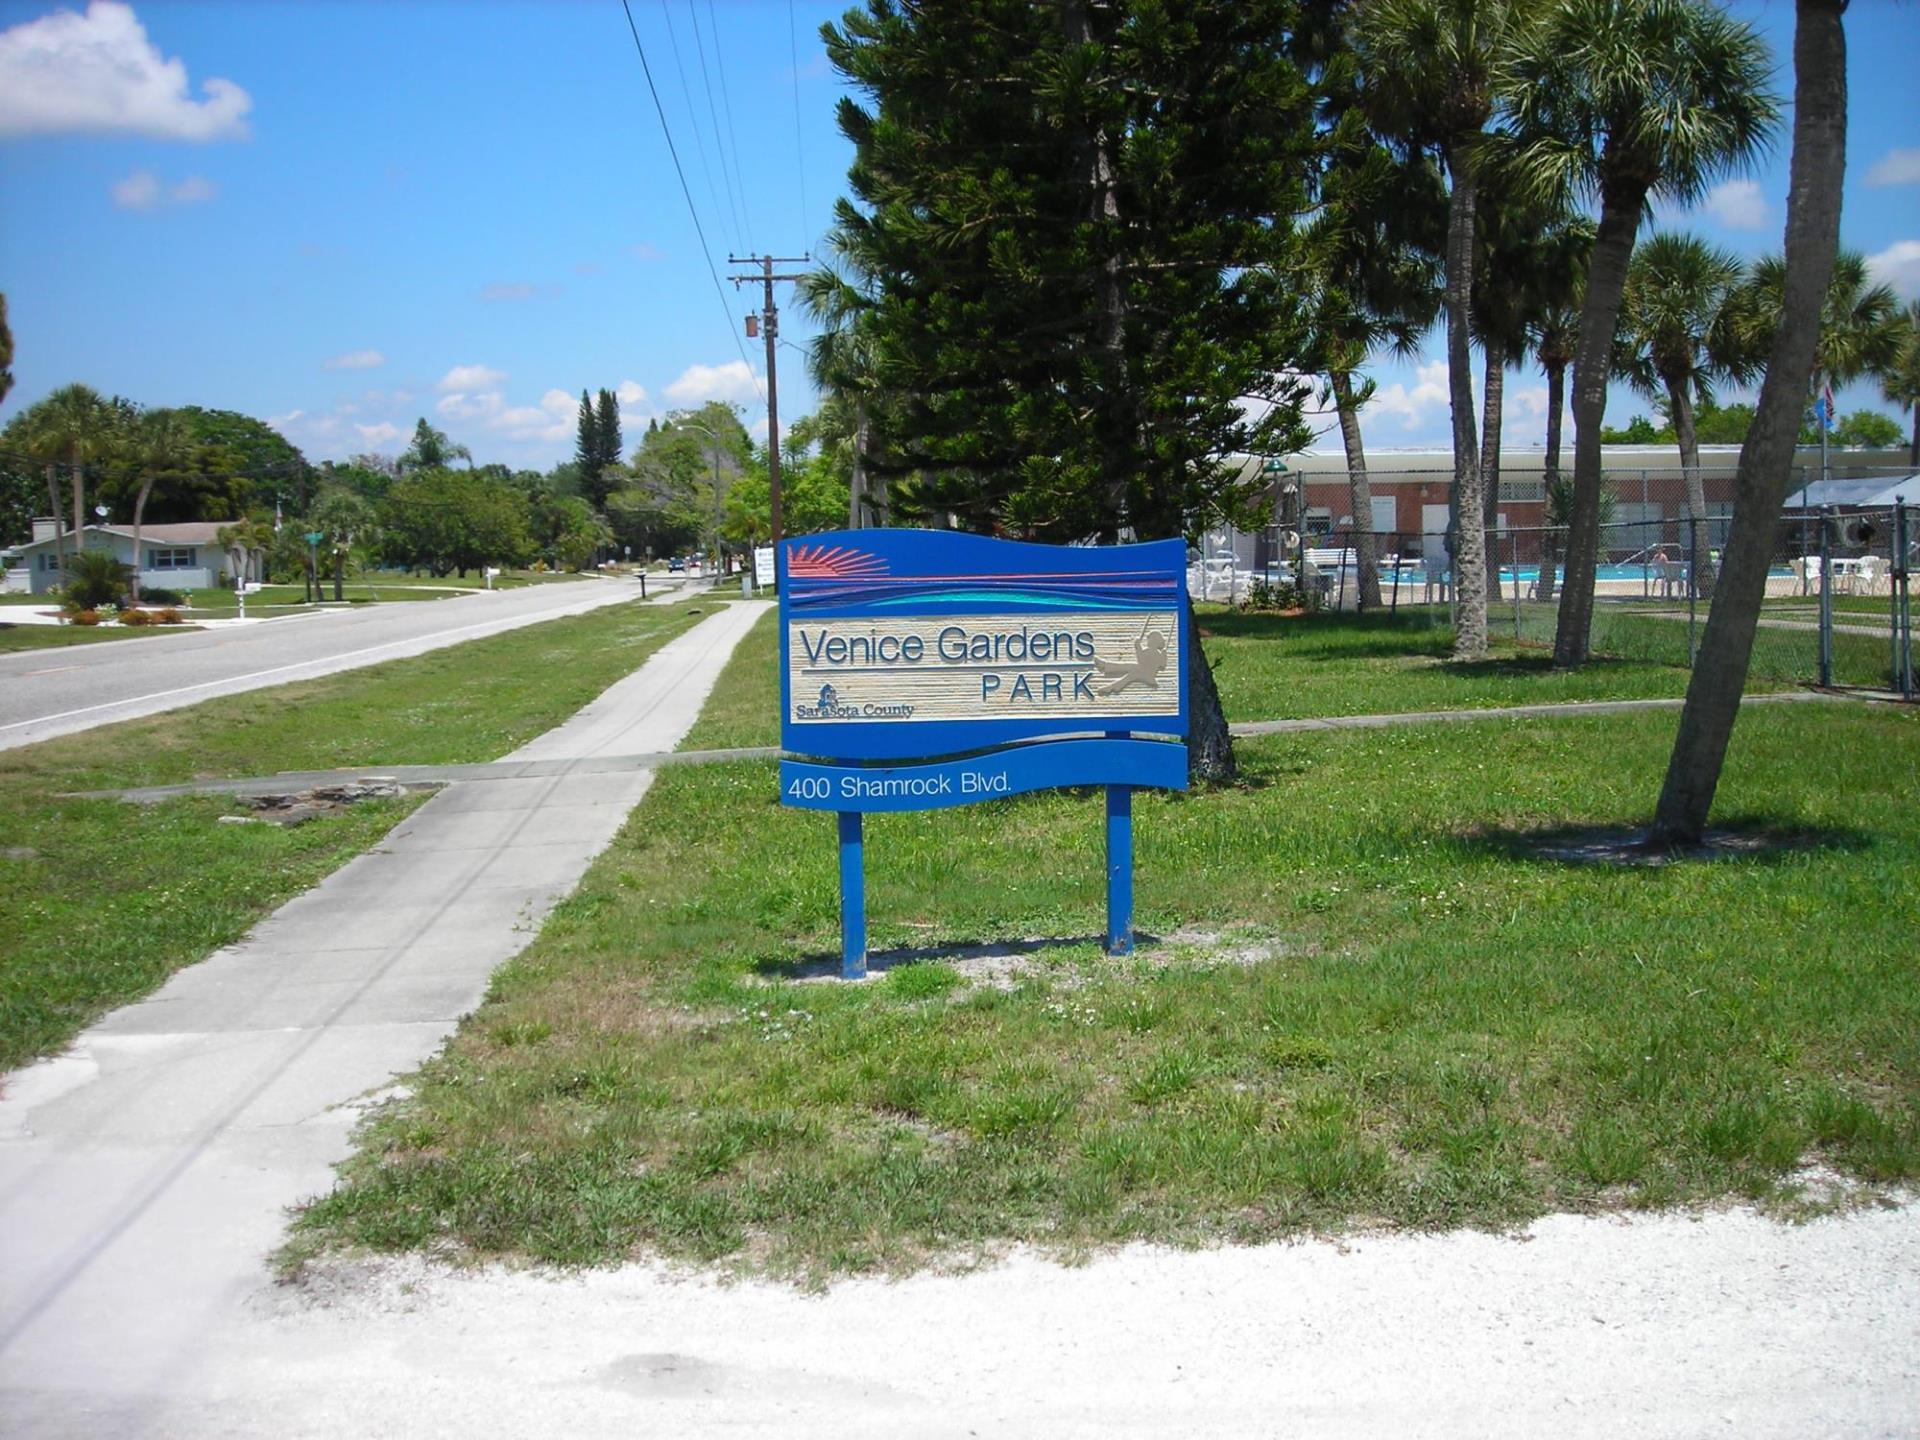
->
[1093,619,1171,694]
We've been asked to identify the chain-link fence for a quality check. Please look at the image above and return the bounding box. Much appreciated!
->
[1199,495,1916,698]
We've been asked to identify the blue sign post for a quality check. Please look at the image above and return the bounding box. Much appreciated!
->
[778,530,1190,977]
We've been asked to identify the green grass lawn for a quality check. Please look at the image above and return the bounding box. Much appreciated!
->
[0,600,711,1070]
[290,610,1920,1283]
[0,622,201,652]
[1204,607,1753,721]
[681,606,1728,756]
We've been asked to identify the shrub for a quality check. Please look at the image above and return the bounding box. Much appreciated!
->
[137,585,185,606]
[67,609,101,627]
[64,549,131,611]
[119,608,153,626]
[1241,577,1311,612]
[154,607,183,625]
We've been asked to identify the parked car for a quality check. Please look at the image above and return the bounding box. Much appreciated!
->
[668,557,686,572]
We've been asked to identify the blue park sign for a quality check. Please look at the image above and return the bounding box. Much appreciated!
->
[777,529,1191,976]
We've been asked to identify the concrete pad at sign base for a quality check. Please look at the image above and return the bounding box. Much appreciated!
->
[0,602,765,1428]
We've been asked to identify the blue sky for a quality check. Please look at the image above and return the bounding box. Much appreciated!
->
[0,0,1915,472]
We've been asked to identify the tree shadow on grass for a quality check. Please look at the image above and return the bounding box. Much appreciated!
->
[1462,818,1872,869]
[753,931,1153,983]
[1436,652,1667,684]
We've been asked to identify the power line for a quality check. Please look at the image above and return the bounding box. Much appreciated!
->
[685,0,746,250]
[706,0,755,247]
[619,0,765,402]
[788,0,810,251]
[657,0,735,257]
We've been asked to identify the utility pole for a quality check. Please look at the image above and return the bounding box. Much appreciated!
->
[728,253,809,549]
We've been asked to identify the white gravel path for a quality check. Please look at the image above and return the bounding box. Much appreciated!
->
[32,1197,1910,1439]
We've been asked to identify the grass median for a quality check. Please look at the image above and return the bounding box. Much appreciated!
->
[0,599,711,1069]
[290,610,1919,1283]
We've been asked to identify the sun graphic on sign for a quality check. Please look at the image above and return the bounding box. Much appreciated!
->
[788,545,889,579]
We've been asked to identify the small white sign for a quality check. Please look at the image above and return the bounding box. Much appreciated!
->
[755,546,775,587]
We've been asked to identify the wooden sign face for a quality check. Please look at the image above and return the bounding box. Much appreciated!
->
[777,530,1189,761]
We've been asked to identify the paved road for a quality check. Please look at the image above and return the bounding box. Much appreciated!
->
[0,576,695,753]
[0,602,765,1436]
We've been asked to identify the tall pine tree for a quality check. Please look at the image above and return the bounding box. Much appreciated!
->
[824,0,1320,778]
[574,389,601,502]
[595,388,623,477]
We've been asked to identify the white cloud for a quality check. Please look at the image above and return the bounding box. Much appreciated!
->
[1702,179,1768,231]
[168,174,214,204]
[323,349,385,371]
[616,380,647,406]
[354,421,403,446]
[484,388,576,443]
[1365,360,1452,430]
[629,243,664,263]
[1867,240,1920,299]
[1866,148,1920,187]
[110,168,216,210]
[437,363,507,393]
[109,169,159,210]
[664,360,763,407]
[436,391,500,422]
[0,1,251,141]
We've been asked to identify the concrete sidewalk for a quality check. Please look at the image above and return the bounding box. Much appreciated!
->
[0,601,763,1435]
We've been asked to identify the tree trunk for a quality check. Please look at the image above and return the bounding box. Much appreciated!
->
[44,463,68,579]
[1481,339,1506,602]
[1059,0,1233,780]
[1653,0,1847,843]
[333,549,345,601]
[1441,141,1486,659]
[849,399,869,529]
[69,454,85,560]
[1909,402,1918,467]
[1667,376,1717,599]
[129,475,156,602]
[1185,605,1236,784]
[1330,371,1382,611]
[1539,359,1566,602]
[1551,189,1645,669]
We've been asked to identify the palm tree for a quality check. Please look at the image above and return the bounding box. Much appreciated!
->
[1301,102,1445,611]
[1882,301,1920,467]
[120,408,198,602]
[1355,0,1538,660]
[1505,0,1779,669]
[796,230,886,531]
[1525,225,1592,603]
[1470,189,1590,601]
[1655,0,1848,842]
[1728,249,1903,410]
[1614,232,1754,595]
[13,383,115,577]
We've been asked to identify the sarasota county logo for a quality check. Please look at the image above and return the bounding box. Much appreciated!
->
[794,679,914,722]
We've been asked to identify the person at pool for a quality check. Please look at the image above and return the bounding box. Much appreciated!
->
[1423,537,1451,603]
